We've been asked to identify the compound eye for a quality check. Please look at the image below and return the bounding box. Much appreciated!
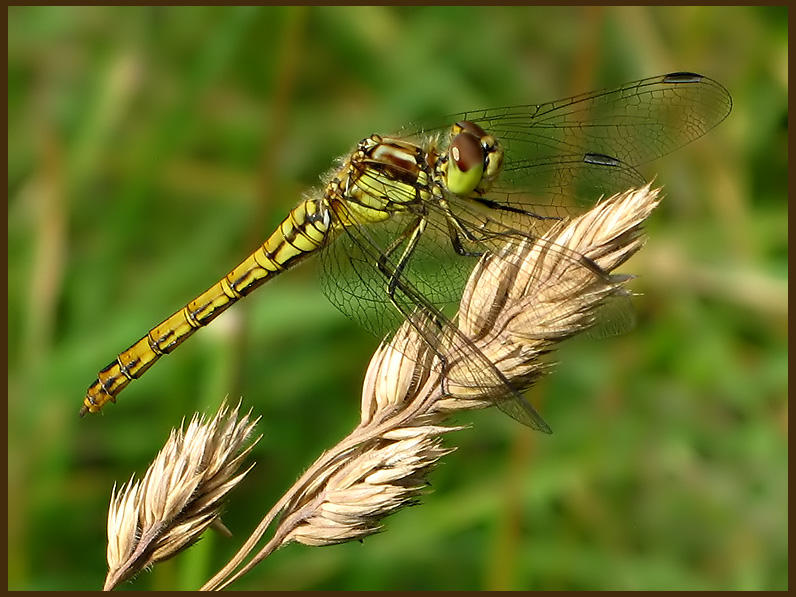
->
[451,132,484,173]
[446,132,485,196]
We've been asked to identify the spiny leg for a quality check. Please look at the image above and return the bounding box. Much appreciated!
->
[439,197,490,258]
[444,210,482,257]
[377,216,427,299]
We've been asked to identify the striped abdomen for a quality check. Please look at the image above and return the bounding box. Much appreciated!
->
[81,199,331,416]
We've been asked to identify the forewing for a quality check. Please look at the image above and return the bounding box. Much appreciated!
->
[403,72,732,169]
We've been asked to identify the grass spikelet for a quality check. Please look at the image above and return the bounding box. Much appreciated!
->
[104,401,260,591]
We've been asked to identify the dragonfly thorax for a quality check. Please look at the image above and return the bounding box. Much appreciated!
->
[330,135,434,225]
[442,120,504,197]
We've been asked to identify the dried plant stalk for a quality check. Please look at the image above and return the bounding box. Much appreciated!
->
[104,401,260,591]
[201,184,661,590]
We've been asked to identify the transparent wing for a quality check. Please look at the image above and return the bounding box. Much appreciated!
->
[403,72,732,171]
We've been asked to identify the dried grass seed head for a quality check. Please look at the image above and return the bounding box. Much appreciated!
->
[104,401,260,591]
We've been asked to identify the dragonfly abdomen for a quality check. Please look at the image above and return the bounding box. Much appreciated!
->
[80,199,331,416]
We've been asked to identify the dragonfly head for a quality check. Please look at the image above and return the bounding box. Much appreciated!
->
[444,120,503,196]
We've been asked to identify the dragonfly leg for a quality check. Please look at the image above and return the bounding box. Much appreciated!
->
[444,214,482,257]
[377,216,427,300]
[439,198,486,257]
[378,216,420,263]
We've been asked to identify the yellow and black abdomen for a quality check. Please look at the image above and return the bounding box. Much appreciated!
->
[81,198,331,415]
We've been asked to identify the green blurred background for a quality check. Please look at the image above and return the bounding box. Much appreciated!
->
[8,6,787,590]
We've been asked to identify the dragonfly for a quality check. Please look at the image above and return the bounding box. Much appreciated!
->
[81,72,732,431]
